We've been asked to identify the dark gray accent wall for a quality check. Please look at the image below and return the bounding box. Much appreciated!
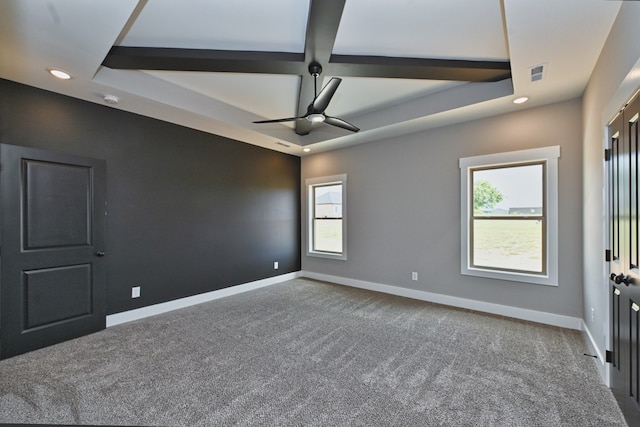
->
[0,79,301,314]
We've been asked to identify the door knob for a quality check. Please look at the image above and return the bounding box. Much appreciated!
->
[612,273,634,286]
[95,251,105,257]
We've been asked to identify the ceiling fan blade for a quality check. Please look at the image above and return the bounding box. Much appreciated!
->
[253,117,301,124]
[312,77,342,113]
[324,116,360,132]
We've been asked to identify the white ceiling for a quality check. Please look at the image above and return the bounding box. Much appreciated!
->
[0,0,622,156]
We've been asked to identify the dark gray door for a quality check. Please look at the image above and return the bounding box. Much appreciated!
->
[608,92,640,425]
[0,144,106,359]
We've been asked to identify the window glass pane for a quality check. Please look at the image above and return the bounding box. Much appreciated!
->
[313,219,343,253]
[313,183,343,254]
[314,184,342,219]
[473,219,543,273]
[473,164,543,216]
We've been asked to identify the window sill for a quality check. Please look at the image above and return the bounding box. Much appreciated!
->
[462,266,558,286]
[307,250,347,261]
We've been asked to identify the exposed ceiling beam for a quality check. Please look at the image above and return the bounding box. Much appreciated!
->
[295,0,346,135]
[329,55,511,82]
[102,47,511,83]
[102,46,511,83]
[102,47,305,74]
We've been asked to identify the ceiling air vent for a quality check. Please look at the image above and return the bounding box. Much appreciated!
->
[530,64,545,82]
[275,141,291,148]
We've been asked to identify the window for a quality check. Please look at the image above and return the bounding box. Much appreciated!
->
[306,174,347,260]
[459,146,559,286]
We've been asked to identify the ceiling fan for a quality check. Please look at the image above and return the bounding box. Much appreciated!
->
[253,62,359,133]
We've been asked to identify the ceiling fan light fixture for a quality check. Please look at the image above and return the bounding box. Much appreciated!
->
[307,113,325,123]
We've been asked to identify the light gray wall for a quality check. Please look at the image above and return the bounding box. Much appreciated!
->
[302,98,583,318]
[582,3,640,368]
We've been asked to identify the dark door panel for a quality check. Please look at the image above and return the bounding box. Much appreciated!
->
[0,144,106,359]
[608,92,640,424]
[24,159,92,249]
[23,264,93,329]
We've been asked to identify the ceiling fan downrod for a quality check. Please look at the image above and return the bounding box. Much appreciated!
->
[308,62,323,98]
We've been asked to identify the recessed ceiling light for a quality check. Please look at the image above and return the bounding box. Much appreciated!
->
[103,95,119,105]
[513,96,529,104]
[303,148,311,153]
[48,68,72,80]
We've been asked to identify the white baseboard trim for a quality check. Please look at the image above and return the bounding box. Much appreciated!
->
[582,321,605,363]
[107,270,583,331]
[301,271,583,330]
[582,320,609,385]
[106,272,301,327]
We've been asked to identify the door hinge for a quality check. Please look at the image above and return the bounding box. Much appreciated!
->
[605,148,612,161]
[606,249,611,262]
[606,350,614,364]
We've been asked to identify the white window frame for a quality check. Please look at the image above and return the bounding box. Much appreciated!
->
[306,174,347,260]
[459,146,560,286]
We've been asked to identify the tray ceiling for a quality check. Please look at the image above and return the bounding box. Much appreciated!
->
[0,0,623,154]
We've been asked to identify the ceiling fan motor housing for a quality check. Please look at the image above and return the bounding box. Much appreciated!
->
[308,62,322,76]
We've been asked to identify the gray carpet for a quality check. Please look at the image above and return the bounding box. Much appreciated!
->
[0,278,626,426]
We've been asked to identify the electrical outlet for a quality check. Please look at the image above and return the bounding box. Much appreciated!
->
[411,272,418,281]
[274,261,279,270]
[131,286,141,298]
[591,307,595,323]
